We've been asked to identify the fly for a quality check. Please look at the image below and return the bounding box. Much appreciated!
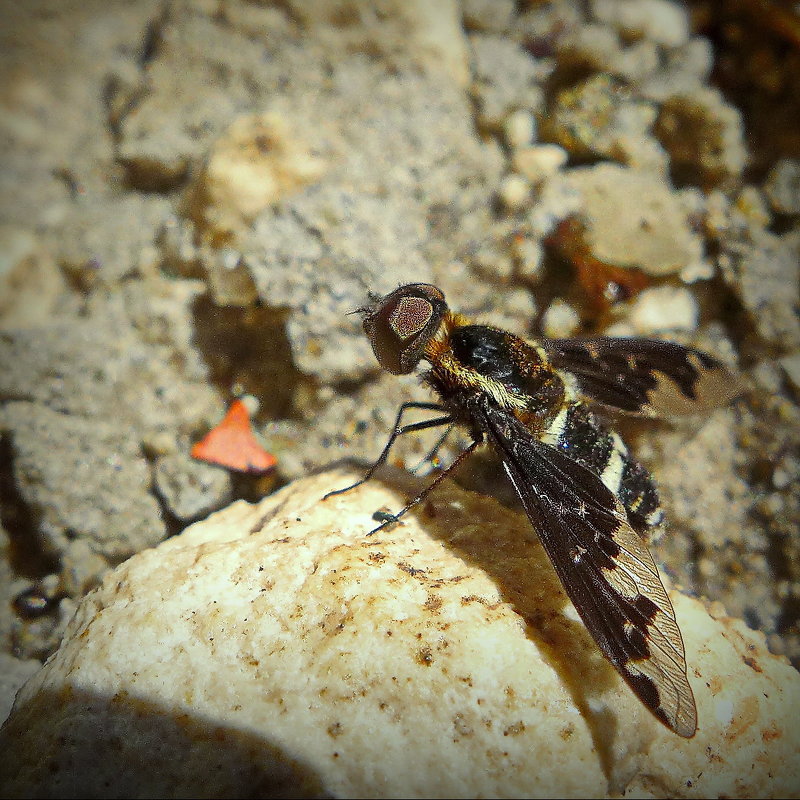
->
[325,283,744,737]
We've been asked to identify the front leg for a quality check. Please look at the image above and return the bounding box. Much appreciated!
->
[323,401,451,500]
[366,435,483,535]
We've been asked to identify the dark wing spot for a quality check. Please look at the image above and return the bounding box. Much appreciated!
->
[625,671,662,714]
[633,593,660,622]
[596,532,621,560]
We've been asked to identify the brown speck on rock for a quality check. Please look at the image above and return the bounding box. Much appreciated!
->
[559,724,575,741]
[424,593,443,612]
[453,713,474,737]
[762,724,782,742]
[742,654,763,672]
[327,722,342,738]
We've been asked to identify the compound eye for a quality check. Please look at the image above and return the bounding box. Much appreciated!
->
[389,295,435,341]
[362,284,446,374]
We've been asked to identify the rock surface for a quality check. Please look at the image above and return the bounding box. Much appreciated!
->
[1,471,798,798]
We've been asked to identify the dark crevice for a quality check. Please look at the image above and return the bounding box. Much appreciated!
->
[190,295,304,422]
[685,531,704,597]
[687,0,800,171]
[767,212,798,237]
[559,152,612,169]
[663,162,710,192]
[764,523,792,583]
[742,605,762,632]
[0,437,58,580]
[104,2,171,138]
[539,62,599,104]
[328,371,382,398]
[777,593,800,638]
[230,471,289,505]
[702,271,763,366]
[139,8,166,68]
[147,468,188,542]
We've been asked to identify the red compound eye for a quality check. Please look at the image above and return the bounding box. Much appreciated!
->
[389,295,435,340]
[361,284,447,374]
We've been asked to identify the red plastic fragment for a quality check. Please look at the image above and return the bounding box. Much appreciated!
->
[191,399,277,474]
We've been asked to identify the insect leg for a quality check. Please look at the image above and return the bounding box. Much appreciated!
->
[323,401,450,500]
[410,422,457,474]
[367,435,482,535]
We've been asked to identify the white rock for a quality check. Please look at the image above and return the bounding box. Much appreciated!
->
[765,159,800,215]
[511,235,544,282]
[462,0,515,33]
[503,109,536,149]
[679,258,715,283]
[780,352,800,393]
[289,0,470,87]
[498,173,530,212]
[513,144,568,183]
[0,226,65,329]
[541,298,581,338]
[563,164,704,276]
[591,0,689,49]
[192,111,326,240]
[527,173,583,238]
[628,285,699,333]
[1,472,799,797]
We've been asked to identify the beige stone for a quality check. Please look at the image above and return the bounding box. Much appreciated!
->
[513,144,569,184]
[0,226,65,329]
[192,112,326,241]
[1,471,798,797]
[591,0,690,49]
[498,173,531,212]
[628,285,699,334]
[542,298,581,338]
[503,109,536,149]
[563,164,704,276]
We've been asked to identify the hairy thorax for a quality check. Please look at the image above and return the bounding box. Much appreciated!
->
[424,315,568,435]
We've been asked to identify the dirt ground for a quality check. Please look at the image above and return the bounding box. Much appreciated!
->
[1,0,798,722]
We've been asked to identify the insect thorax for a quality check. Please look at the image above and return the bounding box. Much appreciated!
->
[425,323,567,424]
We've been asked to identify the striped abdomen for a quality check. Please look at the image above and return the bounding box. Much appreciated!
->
[542,401,663,534]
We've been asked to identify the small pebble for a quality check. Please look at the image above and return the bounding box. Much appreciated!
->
[499,173,531,212]
[503,109,536,149]
[780,353,800,393]
[512,235,544,282]
[541,298,580,338]
[764,159,800,215]
[628,285,699,334]
[513,145,568,184]
[679,259,715,283]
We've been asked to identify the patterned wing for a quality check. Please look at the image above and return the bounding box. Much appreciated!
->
[475,399,697,737]
[543,336,744,416]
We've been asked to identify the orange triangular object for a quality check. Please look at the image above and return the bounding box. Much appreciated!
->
[191,400,277,474]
